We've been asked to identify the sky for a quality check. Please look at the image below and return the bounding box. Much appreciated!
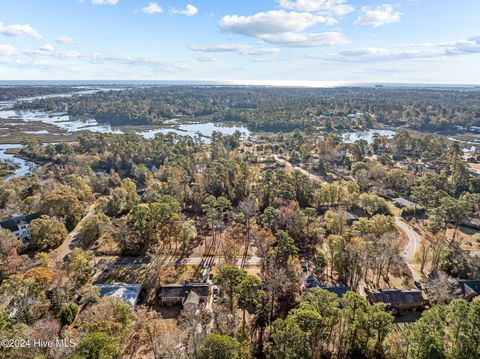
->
[0,0,479,85]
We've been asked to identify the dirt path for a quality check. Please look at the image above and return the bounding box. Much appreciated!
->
[55,203,96,261]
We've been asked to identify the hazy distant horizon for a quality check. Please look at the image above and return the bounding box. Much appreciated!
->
[1,80,479,89]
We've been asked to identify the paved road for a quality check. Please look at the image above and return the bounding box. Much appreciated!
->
[94,255,262,267]
[273,155,327,184]
[395,218,423,282]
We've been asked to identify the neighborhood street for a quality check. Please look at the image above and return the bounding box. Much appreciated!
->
[93,254,262,267]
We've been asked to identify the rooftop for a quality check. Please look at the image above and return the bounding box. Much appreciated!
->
[459,280,480,299]
[0,213,39,232]
[160,281,210,299]
[184,290,200,306]
[366,288,424,310]
[97,283,142,306]
[393,198,416,208]
[305,277,351,297]
[343,211,359,221]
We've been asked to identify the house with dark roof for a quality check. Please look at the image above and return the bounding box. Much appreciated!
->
[159,281,210,306]
[305,276,351,298]
[458,280,480,301]
[319,282,351,297]
[393,198,416,209]
[365,288,425,311]
[97,283,142,307]
[0,213,39,242]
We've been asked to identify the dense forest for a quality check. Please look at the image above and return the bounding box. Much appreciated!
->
[14,86,480,131]
[0,86,79,101]
[1,123,479,358]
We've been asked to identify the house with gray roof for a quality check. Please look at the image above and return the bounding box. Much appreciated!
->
[393,198,416,209]
[97,283,142,307]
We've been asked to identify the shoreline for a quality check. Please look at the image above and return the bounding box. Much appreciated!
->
[375,124,480,146]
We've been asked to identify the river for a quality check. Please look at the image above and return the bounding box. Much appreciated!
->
[137,121,250,140]
[0,143,38,180]
[0,88,250,179]
[341,129,397,144]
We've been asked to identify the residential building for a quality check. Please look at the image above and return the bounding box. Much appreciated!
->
[344,211,359,226]
[159,281,210,306]
[393,197,416,209]
[97,283,142,307]
[0,213,39,242]
[305,276,351,298]
[458,280,480,301]
[365,288,425,311]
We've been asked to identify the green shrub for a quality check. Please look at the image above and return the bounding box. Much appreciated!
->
[59,302,79,326]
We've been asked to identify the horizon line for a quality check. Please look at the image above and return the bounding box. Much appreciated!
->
[1,79,480,89]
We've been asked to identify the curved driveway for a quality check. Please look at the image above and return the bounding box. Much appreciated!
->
[395,218,423,282]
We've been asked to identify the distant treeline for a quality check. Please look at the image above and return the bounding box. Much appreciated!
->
[0,86,78,101]
[14,86,480,131]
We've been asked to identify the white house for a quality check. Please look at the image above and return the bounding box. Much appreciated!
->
[0,214,39,242]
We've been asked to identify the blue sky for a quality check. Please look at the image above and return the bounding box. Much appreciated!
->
[0,0,479,84]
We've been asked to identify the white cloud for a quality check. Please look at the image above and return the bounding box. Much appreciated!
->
[57,35,74,44]
[141,2,163,14]
[190,44,251,53]
[0,44,16,56]
[97,55,191,71]
[24,48,80,58]
[219,10,348,47]
[174,4,198,16]
[6,44,190,73]
[261,31,349,47]
[193,55,217,62]
[39,44,55,52]
[309,35,480,63]
[445,35,480,55]
[0,58,66,72]
[248,47,282,55]
[190,43,280,55]
[0,22,42,39]
[220,10,329,36]
[278,0,354,16]
[190,34,480,64]
[60,50,82,59]
[354,4,402,28]
[319,47,442,63]
[91,0,119,5]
